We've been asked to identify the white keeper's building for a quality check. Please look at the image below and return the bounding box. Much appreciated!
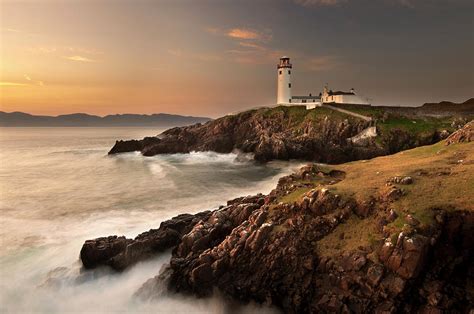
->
[277,56,371,110]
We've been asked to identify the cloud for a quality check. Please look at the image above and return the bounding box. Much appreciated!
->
[204,27,220,35]
[28,46,102,56]
[24,74,44,86]
[227,28,261,40]
[207,26,272,42]
[0,82,29,87]
[64,55,97,63]
[1,27,39,37]
[238,42,266,50]
[2,28,22,33]
[205,26,276,64]
[294,0,345,7]
[227,28,272,42]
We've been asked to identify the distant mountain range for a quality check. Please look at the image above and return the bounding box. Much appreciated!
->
[0,112,212,127]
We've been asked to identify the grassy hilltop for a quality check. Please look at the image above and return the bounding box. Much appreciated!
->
[279,132,473,257]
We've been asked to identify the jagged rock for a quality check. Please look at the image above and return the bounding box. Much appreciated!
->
[79,162,474,313]
[381,234,430,279]
[107,106,458,163]
[81,236,132,269]
[367,264,384,286]
[388,176,413,185]
[381,185,404,202]
[445,120,473,145]
[80,211,211,270]
[387,209,398,222]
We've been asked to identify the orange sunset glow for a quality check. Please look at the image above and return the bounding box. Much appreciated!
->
[1,0,473,117]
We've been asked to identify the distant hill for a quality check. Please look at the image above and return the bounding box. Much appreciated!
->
[420,98,474,113]
[0,112,212,127]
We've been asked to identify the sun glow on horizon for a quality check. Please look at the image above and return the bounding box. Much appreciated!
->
[1,0,472,116]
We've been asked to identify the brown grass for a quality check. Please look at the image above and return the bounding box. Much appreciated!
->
[276,140,474,257]
[317,214,382,257]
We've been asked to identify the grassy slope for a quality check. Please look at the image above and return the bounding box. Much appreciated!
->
[279,139,473,258]
[333,141,473,212]
[250,105,461,138]
[258,105,353,126]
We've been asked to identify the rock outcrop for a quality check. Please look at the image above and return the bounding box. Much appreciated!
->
[107,105,465,163]
[445,120,473,145]
[80,157,473,312]
[80,121,474,312]
[81,211,211,270]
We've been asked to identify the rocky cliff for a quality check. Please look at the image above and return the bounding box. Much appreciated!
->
[82,122,473,313]
[108,104,472,163]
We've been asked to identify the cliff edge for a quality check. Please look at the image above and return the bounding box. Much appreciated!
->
[108,102,473,163]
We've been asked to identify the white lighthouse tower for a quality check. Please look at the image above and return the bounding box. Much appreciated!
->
[277,56,292,105]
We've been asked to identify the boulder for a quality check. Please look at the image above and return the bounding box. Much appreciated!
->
[445,120,473,145]
[80,211,211,270]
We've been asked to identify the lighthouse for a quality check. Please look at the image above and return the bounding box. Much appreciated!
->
[277,56,292,105]
[275,56,370,108]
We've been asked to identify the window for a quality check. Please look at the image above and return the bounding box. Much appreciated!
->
[288,70,291,75]
[302,99,306,103]
[279,70,282,75]
[288,83,291,88]
[289,99,292,103]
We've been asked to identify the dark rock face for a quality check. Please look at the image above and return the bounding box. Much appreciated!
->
[80,163,473,312]
[107,107,446,163]
[80,211,211,270]
[108,107,466,163]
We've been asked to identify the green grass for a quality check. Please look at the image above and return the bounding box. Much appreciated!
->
[258,105,357,128]
[334,140,473,238]
[378,116,453,134]
[279,187,313,204]
[331,104,385,118]
[317,215,382,257]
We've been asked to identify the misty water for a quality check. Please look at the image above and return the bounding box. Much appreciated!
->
[0,127,302,313]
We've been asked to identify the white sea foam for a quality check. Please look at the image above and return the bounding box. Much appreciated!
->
[0,127,294,313]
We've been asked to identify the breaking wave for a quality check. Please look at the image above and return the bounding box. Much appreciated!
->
[0,127,299,313]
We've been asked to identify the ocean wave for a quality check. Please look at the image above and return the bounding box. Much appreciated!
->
[155,150,255,165]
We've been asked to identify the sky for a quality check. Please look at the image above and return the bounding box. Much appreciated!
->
[0,0,473,118]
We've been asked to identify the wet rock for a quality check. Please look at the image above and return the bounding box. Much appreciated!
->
[81,236,131,269]
[80,211,212,270]
[78,161,474,313]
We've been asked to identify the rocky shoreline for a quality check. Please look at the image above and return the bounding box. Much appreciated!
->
[107,104,473,163]
[81,122,473,313]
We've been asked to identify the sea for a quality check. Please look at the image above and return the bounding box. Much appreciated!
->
[0,127,302,313]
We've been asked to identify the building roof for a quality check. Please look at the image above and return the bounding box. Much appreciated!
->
[292,95,321,100]
[328,91,355,96]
